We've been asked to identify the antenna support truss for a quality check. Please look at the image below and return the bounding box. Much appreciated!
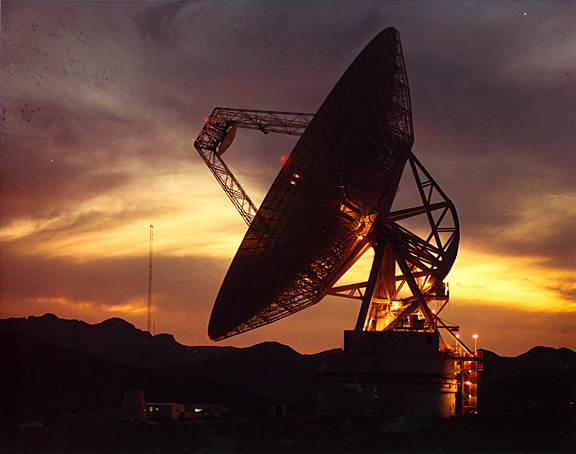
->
[194,108,314,225]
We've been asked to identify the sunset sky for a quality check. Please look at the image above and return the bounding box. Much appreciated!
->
[2,1,575,356]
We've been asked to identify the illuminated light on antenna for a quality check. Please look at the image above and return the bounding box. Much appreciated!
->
[281,156,286,162]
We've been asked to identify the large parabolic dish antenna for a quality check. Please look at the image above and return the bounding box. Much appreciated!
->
[195,28,460,344]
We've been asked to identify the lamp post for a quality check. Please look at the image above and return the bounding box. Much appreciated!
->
[472,334,478,356]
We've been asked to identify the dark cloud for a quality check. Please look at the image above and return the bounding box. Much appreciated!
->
[546,277,576,303]
[1,109,135,225]
[135,2,186,50]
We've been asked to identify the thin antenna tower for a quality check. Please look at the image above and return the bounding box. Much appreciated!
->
[147,224,153,334]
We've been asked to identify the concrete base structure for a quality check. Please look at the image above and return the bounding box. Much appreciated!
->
[315,331,458,421]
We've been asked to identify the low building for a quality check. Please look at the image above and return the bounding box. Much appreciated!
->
[184,404,229,419]
[146,403,185,421]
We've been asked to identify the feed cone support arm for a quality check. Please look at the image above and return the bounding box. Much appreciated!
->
[194,108,313,226]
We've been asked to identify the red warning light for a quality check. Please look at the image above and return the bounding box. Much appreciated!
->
[281,156,286,162]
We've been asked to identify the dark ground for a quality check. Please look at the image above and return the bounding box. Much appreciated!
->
[2,412,574,454]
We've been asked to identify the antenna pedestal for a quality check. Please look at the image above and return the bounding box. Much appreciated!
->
[316,330,458,423]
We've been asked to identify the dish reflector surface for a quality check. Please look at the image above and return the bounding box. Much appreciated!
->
[209,28,414,340]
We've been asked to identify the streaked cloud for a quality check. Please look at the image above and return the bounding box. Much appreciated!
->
[448,247,576,312]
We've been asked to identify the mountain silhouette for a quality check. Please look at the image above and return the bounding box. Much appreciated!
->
[479,347,576,414]
[0,329,263,422]
[2,314,575,453]
[0,315,339,421]
[0,313,237,368]
[1,314,575,420]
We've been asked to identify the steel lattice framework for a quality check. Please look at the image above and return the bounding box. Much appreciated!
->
[198,28,443,341]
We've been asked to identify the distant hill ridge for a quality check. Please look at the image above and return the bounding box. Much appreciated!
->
[2,314,575,369]
[1,313,575,416]
[0,315,341,420]
[0,329,260,422]
[0,313,238,368]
